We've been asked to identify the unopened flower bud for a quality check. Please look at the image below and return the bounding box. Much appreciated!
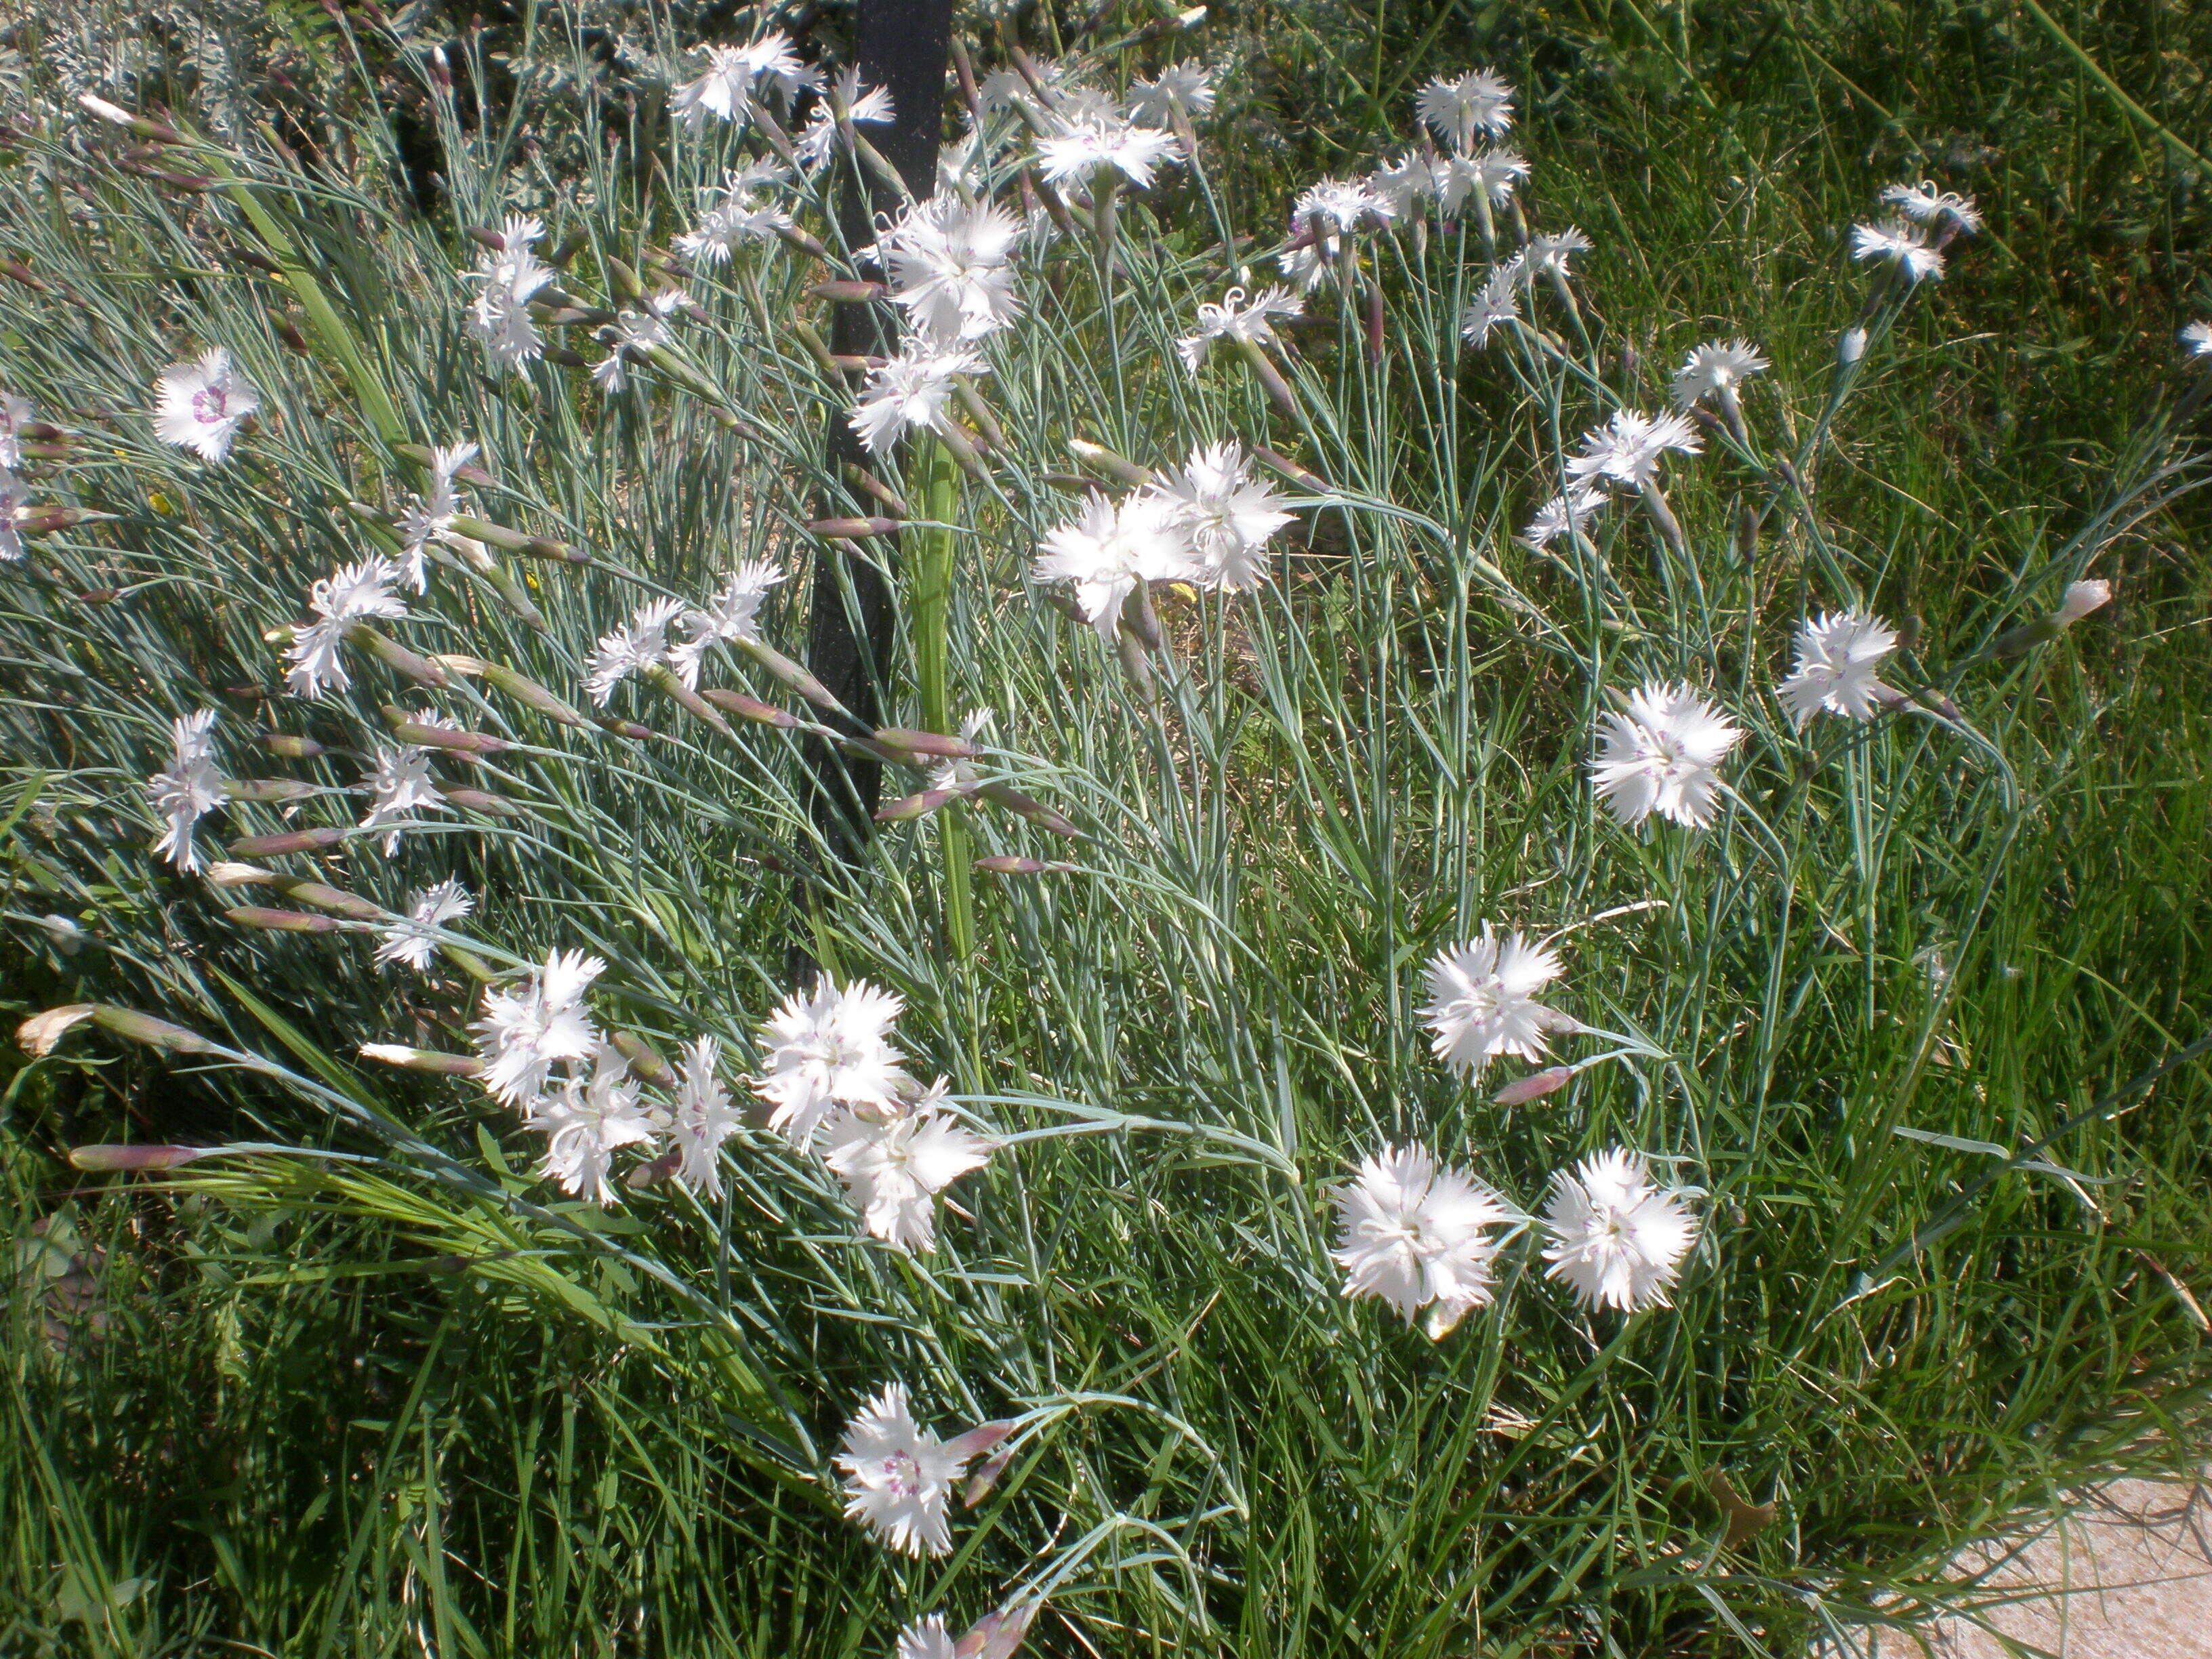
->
[607,1031,676,1088]
[1839,327,1868,366]
[1493,1066,1574,1105]
[257,733,325,758]
[360,1042,483,1076]
[444,786,523,817]
[974,856,1076,875]
[699,689,800,728]
[205,861,274,887]
[226,905,341,934]
[91,1006,214,1054]
[18,1004,96,1057]
[2053,578,2111,627]
[229,826,346,857]
[70,1143,213,1171]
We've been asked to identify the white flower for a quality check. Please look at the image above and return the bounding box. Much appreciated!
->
[1669,340,1769,409]
[1567,409,1703,492]
[586,596,689,705]
[1879,181,1982,236]
[979,58,1068,113]
[1851,220,1945,283]
[1369,152,1440,218]
[1540,1147,1699,1313]
[676,162,796,262]
[373,878,474,972]
[1036,110,1181,188]
[473,947,605,1109]
[1417,70,1515,152]
[533,1045,657,1205]
[1294,177,1391,246]
[0,390,32,471]
[466,216,556,372]
[1279,242,1329,293]
[837,1384,977,1557]
[1589,682,1744,829]
[396,441,479,592]
[1129,61,1214,125]
[753,978,908,1147]
[153,347,260,463]
[928,708,994,794]
[1437,148,1530,217]
[359,736,448,855]
[1519,486,1607,550]
[671,33,811,128]
[1460,268,1521,347]
[670,560,783,688]
[2053,578,2111,626]
[669,1034,743,1197]
[592,308,672,394]
[1422,927,1572,1079]
[284,556,407,699]
[848,337,985,456]
[1152,441,1294,593]
[1522,228,1594,283]
[796,66,895,166]
[1331,1145,1509,1336]
[0,466,27,562]
[2181,321,2212,359]
[895,1615,958,1659]
[822,1086,995,1253]
[1032,491,1195,641]
[148,709,227,872]
[1777,610,1899,726]
[878,197,1025,344]
[1177,285,1302,375]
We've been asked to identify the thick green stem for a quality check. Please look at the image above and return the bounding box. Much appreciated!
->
[912,436,973,962]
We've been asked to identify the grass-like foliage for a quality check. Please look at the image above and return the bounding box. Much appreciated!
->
[3,2,2210,1654]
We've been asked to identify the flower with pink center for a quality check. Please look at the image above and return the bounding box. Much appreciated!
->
[154,348,261,463]
[836,1383,978,1557]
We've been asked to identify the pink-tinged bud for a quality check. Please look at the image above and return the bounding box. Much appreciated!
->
[975,856,1076,875]
[876,787,966,823]
[359,1043,483,1076]
[204,861,274,888]
[18,1004,96,1057]
[466,225,508,253]
[69,1143,212,1171]
[1493,1066,1574,1105]
[345,625,448,687]
[466,660,587,725]
[625,1145,684,1189]
[963,1439,1020,1506]
[805,279,888,302]
[607,1031,676,1088]
[977,782,1080,839]
[427,45,452,89]
[270,878,385,921]
[954,1601,1039,1659]
[874,727,980,760]
[258,732,325,758]
[384,713,506,755]
[91,1006,213,1054]
[1067,438,1152,489]
[700,689,800,728]
[739,640,846,716]
[2053,578,2111,627]
[804,515,901,539]
[226,905,340,934]
[77,93,182,143]
[594,716,661,741]
[1364,279,1385,363]
[1253,445,1327,492]
[444,787,523,817]
[229,826,346,857]
[224,778,317,802]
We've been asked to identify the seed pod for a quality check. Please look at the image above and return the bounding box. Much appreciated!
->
[229,826,346,857]
[226,905,341,934]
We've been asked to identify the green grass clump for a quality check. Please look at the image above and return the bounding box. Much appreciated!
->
[3,2,2210,1655]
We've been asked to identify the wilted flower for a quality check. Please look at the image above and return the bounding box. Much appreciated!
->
[669,1035,743,1197]
[1589,682,1744,829]
[754,977,908,1147]
[1332,1145,1509,1336]
[1778,610,1899,726]
[1416,69,1515,152]
[153,347,261,463]
[796,66,895,166]
[1519,486,1607,550]
[373,878,474,972]
[592,306,673,393]
[822,1083,996,1253]
[466,216,556,372]
[534,1045,657,1205]
[1850,220,1945,283]
[837,1384,977,1557]
[671,560,783,688]
[473,947,605,1108]
[1032,491,1194,641]
[849,337,985,455]
[284,556,407,699]
[359,729,449,854]
[1129,60,1214,125]
[396,442,479,592]
[148,710,227,872]
[1036,110,1181,188]
[1152,441,1294,592]
[1669,340,1770,409]
[878,197,1024,344]
[1879,180,1983,236]
[2183,321,2212,360]
[2053,578,2111,626]
[1177,284,1303,375]
[586,596,689,705]
[1422,927,1573,1079]
[1460,268,1521,347]
[1568,409,1703,492]
[676,162,796,262]
[1540,1147,1700,1313]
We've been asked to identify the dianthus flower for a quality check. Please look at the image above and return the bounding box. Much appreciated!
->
[1541,1147,1699,1313]
[1589,682,1744,829]
[1332,1145,1509,1336]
